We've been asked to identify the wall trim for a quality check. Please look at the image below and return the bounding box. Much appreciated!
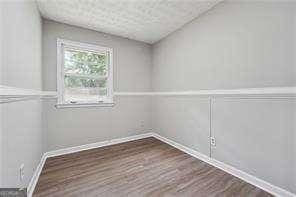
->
[27,154,47,197]
[27,132,295,197]
[151,133,296,197]
[2,86,295,104]
[45,133,153,158]
[0,85,57,104]
[26,132,153,197]
[114,86,296,97]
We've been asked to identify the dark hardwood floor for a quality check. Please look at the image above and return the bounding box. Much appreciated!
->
[33,137,272,197]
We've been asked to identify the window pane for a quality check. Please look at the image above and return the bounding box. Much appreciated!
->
[64,76,107,102]
[64,49,107,76]
[64,76,107,88]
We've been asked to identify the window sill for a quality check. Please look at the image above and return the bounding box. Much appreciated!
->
[55,102,115,109]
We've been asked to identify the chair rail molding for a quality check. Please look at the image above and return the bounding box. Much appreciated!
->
[2,86,295,104]
[114,86,296,98]
[0,85,57,104]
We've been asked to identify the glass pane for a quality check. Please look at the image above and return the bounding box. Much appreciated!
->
[64,76,107,102]
[64,49,107,76]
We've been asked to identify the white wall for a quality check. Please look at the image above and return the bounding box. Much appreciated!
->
[212,98,295,193]
[152,1,296,194]
[0,1,43,188]
[152,1,296,91]
[153,97,210,156]
[0,2,3,186]
[42,20,153,151]
[2,100,43,188]
[293,101,296,191]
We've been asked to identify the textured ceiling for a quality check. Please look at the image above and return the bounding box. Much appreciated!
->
[37,0,221,44]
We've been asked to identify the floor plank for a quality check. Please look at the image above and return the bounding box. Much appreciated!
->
[33,137,272,197]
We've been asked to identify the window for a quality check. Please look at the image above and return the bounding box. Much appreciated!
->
[57,39,113,108]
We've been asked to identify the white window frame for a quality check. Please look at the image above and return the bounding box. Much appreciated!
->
[56,38,114,108]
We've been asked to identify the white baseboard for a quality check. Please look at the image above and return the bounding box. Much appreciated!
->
[27,132,295,197]
[151,133,296,197]
[27,132,154,197]
[45,133,153,158]
[27,154,47,197]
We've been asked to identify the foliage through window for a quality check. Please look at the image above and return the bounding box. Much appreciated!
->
[57,39,113,107]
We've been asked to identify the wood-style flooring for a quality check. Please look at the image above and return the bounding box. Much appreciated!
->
[33,137,272,197]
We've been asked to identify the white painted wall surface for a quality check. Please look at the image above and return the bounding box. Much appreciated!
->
[0,104,2,186]
[0,3,3,186]
[152,1,296,194]
[42,20,153,151]
[153,97,210,156]
[152,1,296,91]
[2,100,44,188]
[212,98,295,193]
[293,101,296,191]
[0,1,43,188]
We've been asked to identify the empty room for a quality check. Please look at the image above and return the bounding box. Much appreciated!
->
[0,0,295,196]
